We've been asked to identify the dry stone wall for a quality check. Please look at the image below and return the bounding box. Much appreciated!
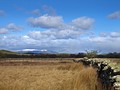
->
[73,58,120,90]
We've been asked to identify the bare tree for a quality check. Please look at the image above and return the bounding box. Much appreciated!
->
[85,50,99,58]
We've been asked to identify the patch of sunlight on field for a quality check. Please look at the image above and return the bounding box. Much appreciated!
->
[0,61,104,90]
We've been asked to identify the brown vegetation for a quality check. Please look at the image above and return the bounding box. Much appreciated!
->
[0,59,105,90]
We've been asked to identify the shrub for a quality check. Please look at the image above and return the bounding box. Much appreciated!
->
[85,50,98,58]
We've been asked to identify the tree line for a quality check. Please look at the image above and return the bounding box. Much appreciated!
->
[0,50,120,58]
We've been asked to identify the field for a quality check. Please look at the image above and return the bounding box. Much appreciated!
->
[0,58,105,90]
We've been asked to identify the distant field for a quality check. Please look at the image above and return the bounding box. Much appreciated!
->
[0,58,105,90]
[105,58,120,63]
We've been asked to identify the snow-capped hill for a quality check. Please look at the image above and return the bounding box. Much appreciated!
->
[17,49,57,54]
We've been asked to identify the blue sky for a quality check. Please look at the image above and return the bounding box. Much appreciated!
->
[0,0,120,53]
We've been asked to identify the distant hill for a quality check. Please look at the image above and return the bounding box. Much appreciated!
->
[17,50,57,54]
[0,49,57,55]
[0,50,17,54]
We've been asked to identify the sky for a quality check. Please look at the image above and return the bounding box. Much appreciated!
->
[0,0,120,53]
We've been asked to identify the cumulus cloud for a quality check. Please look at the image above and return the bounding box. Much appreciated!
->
[28,29,80,40]
[23,31,120,53]
[108,11,120,19]
[0,36,25,50]
[15,35,87,53]
[27,15,94,39]
[1,31,120,53]
[110,32,120,37]
[1,15,95,52]
[21,35,38,45]
[2,14,120,53]
[0,23,23,34]
[0,10,5,16]
[89,36,107,43]
[71,17,95,30]
[1,32,120,53]
[28,15,94,30]
[7,23,23,31]
[28,14,63,28]
[0,28,8,34]
[88,34,120,53]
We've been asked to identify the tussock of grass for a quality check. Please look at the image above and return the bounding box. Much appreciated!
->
[0,61,104,90]
[57,63,84,71]
[62,67,98,90]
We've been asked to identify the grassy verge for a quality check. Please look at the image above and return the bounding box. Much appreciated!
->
[0,59,105,90]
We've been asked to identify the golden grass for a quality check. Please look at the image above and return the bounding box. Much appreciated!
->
[0,60,104,90]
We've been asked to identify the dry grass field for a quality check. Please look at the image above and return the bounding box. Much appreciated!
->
[0,59,104,90]
[105,58,120,63]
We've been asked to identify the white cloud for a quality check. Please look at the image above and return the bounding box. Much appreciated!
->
[7,23,23,31]
[23,31,120,53]
[28,29,80,40]
[99,32,108,37]
[21,35,37,45]
[28,31,54,40]
[108,11,120,19]
[0,28,8,34]
[28,15,94,30]
[21,49,36,51]
[0,36,25,50]
[0,23,23,34]
[0,10,5,16]
[88,35,120,53]
[89,37,106,43]
[71,17,95,30]
[42,5,56,16]
[27,15,94,39]
[1,14,120,53]
[28,14,63,28]
[31,9,41,16]
[110,32,120,37]
[1,32,120,53]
